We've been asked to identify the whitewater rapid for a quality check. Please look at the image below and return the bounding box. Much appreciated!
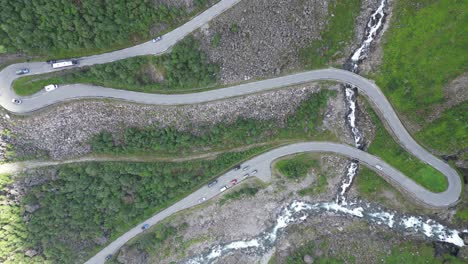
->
[184,200,465,264]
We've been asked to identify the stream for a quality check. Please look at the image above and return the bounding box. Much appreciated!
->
[183,1,466,263]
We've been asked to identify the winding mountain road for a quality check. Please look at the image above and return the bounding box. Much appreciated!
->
[0,0,462,262]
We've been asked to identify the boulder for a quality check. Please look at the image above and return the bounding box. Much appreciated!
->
[25,249,38,257]
[117,245,148,264]
[24,204,40,213]
[303,254,314,263]
[93,236,108,246]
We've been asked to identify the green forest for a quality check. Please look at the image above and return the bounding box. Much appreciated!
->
[0,0,215,57]
[13,37,219,95]
[0,147,266,263]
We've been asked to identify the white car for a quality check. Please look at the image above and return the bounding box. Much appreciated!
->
[219,186,228,192]
[44,84,58,92]
[11,98,22,105]
[198,197,206,203]
[375,165,383,171]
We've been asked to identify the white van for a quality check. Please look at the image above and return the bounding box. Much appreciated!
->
[44,84,58,92]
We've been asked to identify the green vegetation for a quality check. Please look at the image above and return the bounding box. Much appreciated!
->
[374,0,468,153]
[219,183,260,205]
[454,209,468,224]
[282,242,345,264]
[415,102,468,153]
[0,0,216,57]
[91,90,335,155]
[0,174,43,263]
[229,23,239,33]
[366,105,448,192]
[274,153,328,196]
[211,33,222,47]
[354,167,396,205]
[301,0,361,68]
[376,0,467,122]
[384,242,464,264]
[275,153,320,180]
[279,239,464,264]
[298,174,328,196]
[130,223,178,254]
[0,147,267,263]
[13,37,219,96]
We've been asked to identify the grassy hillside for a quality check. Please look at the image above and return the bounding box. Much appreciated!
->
[375,0,467,153]
[301,0,361,68]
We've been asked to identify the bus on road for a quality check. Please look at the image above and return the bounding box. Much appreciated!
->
[52,60,78,69]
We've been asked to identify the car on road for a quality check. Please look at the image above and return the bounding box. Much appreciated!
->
[219,186,228,192]
[233,164,241,171]
[375,165,383,171]
[242,165,250,171]
[152,36,162,42]
[243,173,249,179]
[198,197,206,203]
[141,223,150,230]
[230,179,238,185]
[11,98,22,105]
[208,180,218,188]
[15,68,29,75]
[105,254,112,261]
[46,59,57,64]
[44,84,58,92]
[251,170,258,175]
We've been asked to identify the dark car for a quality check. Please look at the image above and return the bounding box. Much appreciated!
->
[233,164,241,171]
[208,179,218,188]
[152,36,162,42]
[142,223,150,230]
[46,59,57,64]
[105,254,112,261]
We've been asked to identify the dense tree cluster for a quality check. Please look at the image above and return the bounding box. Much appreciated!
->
[2,148,261,263]
[91,90,334,154]
[76,37,218,91]
[0,0,211,55]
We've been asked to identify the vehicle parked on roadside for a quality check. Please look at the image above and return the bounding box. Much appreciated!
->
[251,170,258,175]
[105,254,112,261]
[219,186,228,192]
[141,223,150,230]
[375,165,383,171]
[233,164,241,171]
[46,59,57,64]
[15,68,29,75]
[44,84,58,92]
[208,180,218,188]
[242,165,250,171]
[230,179,238,185]
[152,36,162,42]
[11,98,22,105]
[198,197,206,203]
[243,173,249,179]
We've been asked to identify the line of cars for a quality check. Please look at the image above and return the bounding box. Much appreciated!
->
[206,164,258,196]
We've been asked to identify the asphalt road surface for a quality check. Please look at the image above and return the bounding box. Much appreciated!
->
[0,0,462,262]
